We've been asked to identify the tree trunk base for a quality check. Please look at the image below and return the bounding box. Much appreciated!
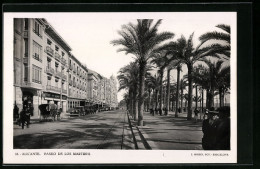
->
[138,120,143,126]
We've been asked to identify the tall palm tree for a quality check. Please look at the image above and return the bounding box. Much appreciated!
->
[150,51,178,115]
[179,78,188,113]
[146,73,161,115]
[117,62,139,120]
[197,58,230,108]
[160,33,227,120]
[111,19,174,126]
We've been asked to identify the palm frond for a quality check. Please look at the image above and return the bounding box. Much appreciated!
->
[216,24,230,34]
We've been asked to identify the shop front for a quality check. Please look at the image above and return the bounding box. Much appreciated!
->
[42,92,67,116]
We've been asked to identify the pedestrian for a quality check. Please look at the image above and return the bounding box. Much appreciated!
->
[20,108,30,129]
[194,108,199,123]
[202,110,219,150]
[215,106,230,150]
[13,103,19,121]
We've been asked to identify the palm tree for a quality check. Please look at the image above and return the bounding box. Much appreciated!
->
[198,24,231,60]
[146,73,161,115]
[117,62,139,120]
[161,33,227,120]
[111,19,174,126]
[179,78,188,113]
[197,58,230,108]
[150,51,179,116]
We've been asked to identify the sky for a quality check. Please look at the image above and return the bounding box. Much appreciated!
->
[8,12,235,101]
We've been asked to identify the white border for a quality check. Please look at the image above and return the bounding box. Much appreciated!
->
[3,12,237,164]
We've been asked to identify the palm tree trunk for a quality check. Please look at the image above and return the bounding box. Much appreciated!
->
[165,68,171,115]
[155,89,159,114]
[133,91,138,121]
[187,64,193,120]
[129,90,133,117]
[138,63,146,126]
[175,66,181,117]
[159,68,164,116]
[208,89,214,108]
[219,87,223,107]
[206,89,210,109]
[202,88,204,112]
[148,89,151,111]
[180,81,183,113]
[195,85,198,110]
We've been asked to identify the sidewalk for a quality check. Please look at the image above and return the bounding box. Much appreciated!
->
[137,111,203,150]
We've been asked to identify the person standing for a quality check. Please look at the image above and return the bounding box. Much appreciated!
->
[194,108,199,123]
[215,106,230,150]
[202,110,219,150]
[13,103,19,121]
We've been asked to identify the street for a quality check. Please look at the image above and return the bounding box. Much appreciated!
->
[14,110,135,149]
[14,109,203,150]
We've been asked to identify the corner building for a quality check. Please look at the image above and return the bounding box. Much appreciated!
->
[13,18,118,119]
[14,18,71,118]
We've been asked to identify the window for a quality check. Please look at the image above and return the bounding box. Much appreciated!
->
[24,19,28,30]
[33,41,42,62]
[33,20,42,37]
[47,39,52,45]
[47,58,51,68]
[47,76,51,85]
[55,62,59,72]
[24,64,28,81]
[55,45,59,51]
[32,65,42,84]
[62,52,65,57]
[24,39,28,57]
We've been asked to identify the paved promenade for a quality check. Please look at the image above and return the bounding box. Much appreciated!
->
[137,111,203,150]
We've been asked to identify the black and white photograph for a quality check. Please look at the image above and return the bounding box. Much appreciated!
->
[4,11,237,164]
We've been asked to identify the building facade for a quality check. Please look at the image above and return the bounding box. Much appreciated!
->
[13,18,118,119]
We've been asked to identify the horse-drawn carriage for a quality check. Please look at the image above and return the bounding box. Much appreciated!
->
[39,104,61,121]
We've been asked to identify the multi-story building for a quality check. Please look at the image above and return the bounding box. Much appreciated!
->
[67,54,88,110]
[13,18,118,119]
[14,18,71,118]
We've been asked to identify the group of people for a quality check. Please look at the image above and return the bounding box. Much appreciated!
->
[202,106,230,150]
[13,97,33,129]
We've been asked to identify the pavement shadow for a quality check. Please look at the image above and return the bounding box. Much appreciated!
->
[14,122,121,149]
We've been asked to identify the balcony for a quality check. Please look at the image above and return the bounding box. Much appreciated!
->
[45,66,54,75]
[61,58,66,65]
[45,46,54,57]
[46,85,61,93]
[33,53,42,62]
[55,52,61,61]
